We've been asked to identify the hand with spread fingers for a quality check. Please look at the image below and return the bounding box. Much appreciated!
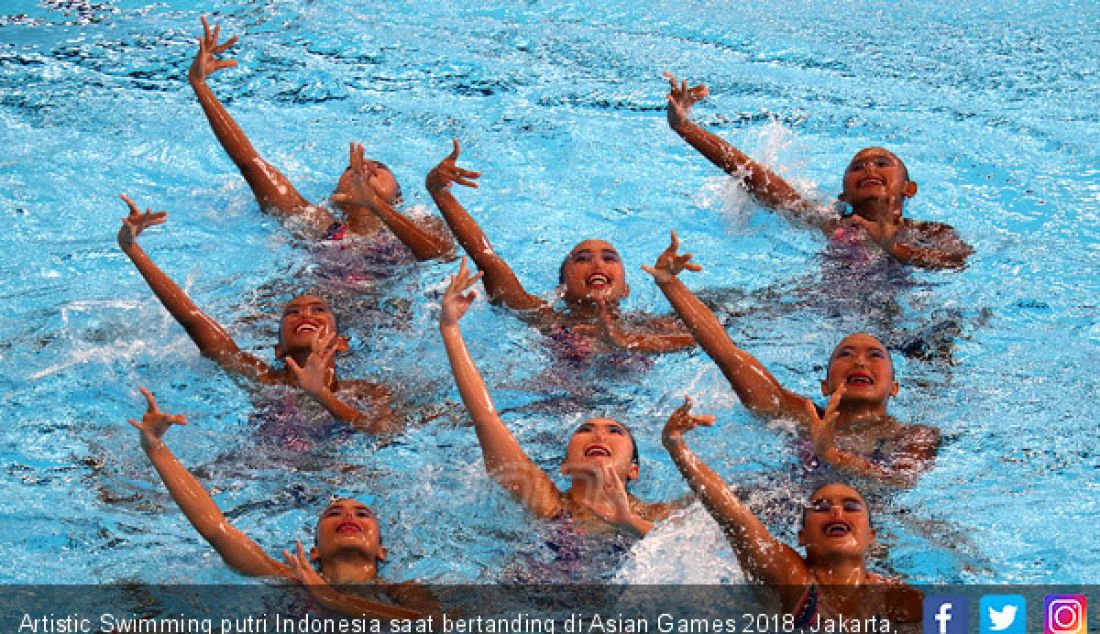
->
[189,15,239,85]
[117,194,167,249]
[330,142,387,210]
[440,257,484,327]
[283,541,327,587]
[572,462,639,532]
[285,329,341,399]
[664,71,709,130]
[426,138,482,193]
[661,397,716,443]
[642,231,704,284]
[127,387,188,450]
[806,382,846,460]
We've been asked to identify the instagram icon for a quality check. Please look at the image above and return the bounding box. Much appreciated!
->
[1044,595,1087,634]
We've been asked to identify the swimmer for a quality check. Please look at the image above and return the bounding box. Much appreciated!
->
[188,16,451,259]
[663,72,973,270]
[117,194,397,433]
[127,387,439,618]
[645,233,939,486]
[661,399,922,623]
[427,139,696,354]
[440,259,679,534]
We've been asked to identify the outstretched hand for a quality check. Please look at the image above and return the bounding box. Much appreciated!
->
[662,396,716,443]
[440,257,484,327]
[805,382,846,459]
[285,330,340,398]
[117,194,167,249]
[664,72,709,130]
[189,16,238,84]
[283,540,327,587]
[642,231,703,284]
[426,139,482,193]
[127,387,187,450]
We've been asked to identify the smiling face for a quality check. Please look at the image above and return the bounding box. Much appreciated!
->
[559,240,629,305]
[822,333,898,405]
[797,483,875,561]
[277,294,337,357]
[840,147,916,209]
[563,418,639,482]
[312,498,385,564]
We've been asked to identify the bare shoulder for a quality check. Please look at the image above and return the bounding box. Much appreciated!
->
[631,496,691,522]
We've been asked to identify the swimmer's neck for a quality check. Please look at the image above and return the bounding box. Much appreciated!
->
[806,560,870,587]
[849,197,905,222]
[565,478,629,512]
[340,202,386,236]
[564,298,621,321]
[835,401,890,427]
[320,552,380,584]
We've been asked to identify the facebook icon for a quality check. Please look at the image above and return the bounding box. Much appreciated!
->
[924,595,969,634]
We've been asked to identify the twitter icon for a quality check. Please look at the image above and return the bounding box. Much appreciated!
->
[980,595,1026,634]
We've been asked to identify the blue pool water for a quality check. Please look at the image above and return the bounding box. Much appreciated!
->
[1,1,1097,586]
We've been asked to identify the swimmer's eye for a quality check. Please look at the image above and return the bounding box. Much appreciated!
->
[835,348,853,358]
[574,424,593,434]
[874,157,894,168]
[807,499,864,513]
[601,251,621,264]
[572,252,593,264]
[608,425,626,435]
[869,349,886,359]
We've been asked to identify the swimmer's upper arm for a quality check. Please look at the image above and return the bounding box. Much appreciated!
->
[205,524,291,578]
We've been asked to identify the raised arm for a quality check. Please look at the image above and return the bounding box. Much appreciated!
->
[330,142,452,260]
[188,17,329,230]
[439,259,561,517]
[664,73,823,227]
[644,233,808,419]
[117,195,268,379]
[662,399,808,592]
[129,388,291,578]
[426,140,546,310]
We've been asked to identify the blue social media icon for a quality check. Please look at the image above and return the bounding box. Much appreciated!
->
[924,595,969,634]
[981,595,1026,634]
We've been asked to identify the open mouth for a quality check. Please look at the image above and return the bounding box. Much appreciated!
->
[336,521,363,535]
[823,521,851,537]
[586,273,611,288]
[846,372,874,386]
[584,444,612,458]
[295,322,320,335]
[858,177,884,187]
